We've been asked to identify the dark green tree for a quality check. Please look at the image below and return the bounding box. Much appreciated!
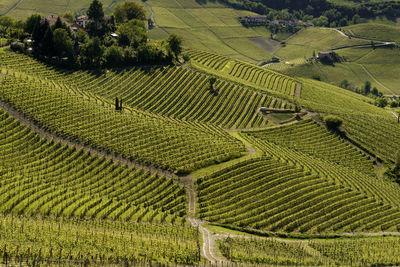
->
[42,28,54,56]
[324,115,343,130]
[166,34,182,60]
[363,81,371,95]
[113,2,146,23]
[53,28,73,58]
[24,14,42,34]
[87,0,104,22]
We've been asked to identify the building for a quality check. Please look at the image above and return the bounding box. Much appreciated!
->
[245,16,267,24]
[44,15,71,27]
[317,50,336,59]
[76,15,89,28]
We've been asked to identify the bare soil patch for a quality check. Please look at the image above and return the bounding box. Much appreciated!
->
[248,37,281,54]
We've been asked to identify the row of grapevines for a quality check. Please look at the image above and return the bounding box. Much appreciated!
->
[0,108,186,223]
[196,156,400,233]
[0,214,200,265]
[241,120,400,208]
[219,236,400,266]
[0,51,294,129]
[185,48,299,97]
[0,72,245,174]
[246,118,375,176]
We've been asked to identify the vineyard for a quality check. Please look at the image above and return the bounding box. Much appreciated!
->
[0,69,246,174]
[185,49,300,97]
[197,156,400,233]
[0,51,293,129]
[0,214,199,265]
[2,33,400,264]
[0,108,187,223]
[218,236,400,266]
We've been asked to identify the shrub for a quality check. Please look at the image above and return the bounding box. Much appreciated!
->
[324,115,343,130]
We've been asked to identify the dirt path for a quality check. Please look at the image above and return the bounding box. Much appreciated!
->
[181,174,230,264]
[0,100,177,179]
[359,64,394,94]
[295,83,302,98]
[1,0,23,16]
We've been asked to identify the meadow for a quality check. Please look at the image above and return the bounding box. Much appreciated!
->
[147,0,273,64]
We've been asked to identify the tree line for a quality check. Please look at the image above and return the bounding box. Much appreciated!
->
[1,0,183,69]
[215,0,400,28]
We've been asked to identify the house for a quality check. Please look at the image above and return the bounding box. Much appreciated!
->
[245,16,267,24]
[44,15,71,27]
[76,15,89,28]
[318,50,335,59]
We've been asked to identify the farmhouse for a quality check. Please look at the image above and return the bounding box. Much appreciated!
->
[76,15,89,28]
[245,15,267,24]
[44,15,71,27]
[318,50,336,59]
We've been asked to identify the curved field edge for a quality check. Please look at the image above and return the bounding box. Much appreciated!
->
[0,68,246,174]
[0,107,188,223]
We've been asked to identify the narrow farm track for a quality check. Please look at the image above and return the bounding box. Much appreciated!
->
[182,174,230,264]
[0,100,177,179]
[1,0,23,16]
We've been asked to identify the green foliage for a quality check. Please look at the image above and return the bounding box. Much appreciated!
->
[323,115,343,130]
[53,28,73,59]
[0,61,245,173]
[0,109,186,223]
[0,214,199,264]
[219,237,320,265]
[375,97,388,108]
[186,49,299,97]
[104,45,124,67]
[0,51,291,129]
[24,14,42,34]
[114,2,146,24]
[87,0,104,22]
[166,34,182,60]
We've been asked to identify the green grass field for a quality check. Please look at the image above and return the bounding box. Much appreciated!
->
[266,25,400,95]
[0,0,140,18]
[147,0,273,64]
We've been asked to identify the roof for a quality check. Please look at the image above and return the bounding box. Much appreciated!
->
[318,50,335,55]
[44,15,70,26]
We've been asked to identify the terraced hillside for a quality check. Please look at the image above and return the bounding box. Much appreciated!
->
[0,214,199,264]
[0,52,294,129]
[186,49,299,97]
[0,108,187,223]
[219,236,400,266]
[300,79,400,164]
[197,118,400,233]
[0,70,245,174]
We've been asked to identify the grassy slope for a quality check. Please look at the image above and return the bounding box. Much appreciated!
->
[268,25,400,95]
[1,0,143,18]
[147,0,273,64]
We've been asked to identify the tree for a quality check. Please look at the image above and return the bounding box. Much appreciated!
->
[166,34,182,60]
[87,0,104,22]
[53,28,73,58]
[375,97,388,108]
[79,37,104,67]
[0,16,14,32]
[324,115,343,130]
[371,87,379,96]
[104,45,124,66]
[42,28,54,56]
[25,14,42,34]
[114,2,146,23]
[363,81,371,95]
